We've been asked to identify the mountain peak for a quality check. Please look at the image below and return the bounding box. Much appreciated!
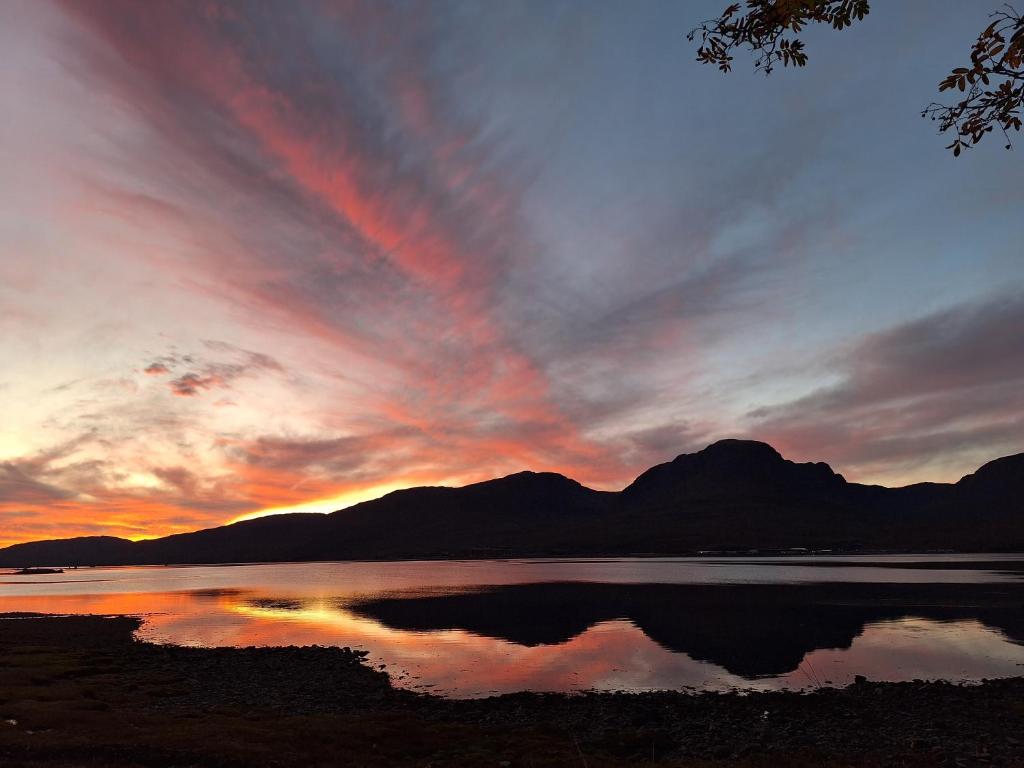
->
[450,469,597,501]
[965,451,1024,475]
[488,470,576,485]
[956,451,1024,491]
[695,439,784,462]
[622,439,842,507]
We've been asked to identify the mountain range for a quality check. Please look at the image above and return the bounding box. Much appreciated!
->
[1,439,1021,567]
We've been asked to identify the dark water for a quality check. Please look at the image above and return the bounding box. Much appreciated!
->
[1,555,1023,697]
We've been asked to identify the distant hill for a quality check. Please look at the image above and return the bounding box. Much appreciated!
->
[0,536,138,568]
[1,440,1021,567]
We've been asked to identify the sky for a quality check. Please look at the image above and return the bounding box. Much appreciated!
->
[1,0,1022,547]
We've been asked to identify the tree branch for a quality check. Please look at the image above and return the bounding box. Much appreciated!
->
[922,4,1024,155]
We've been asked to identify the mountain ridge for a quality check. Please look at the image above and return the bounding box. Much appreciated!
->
[2,440,1021,566]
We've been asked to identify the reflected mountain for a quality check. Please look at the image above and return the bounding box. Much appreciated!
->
[348,581,1024,678]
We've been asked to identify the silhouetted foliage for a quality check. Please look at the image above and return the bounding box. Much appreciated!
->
[689,1,1024,154]
[923,5,1024,154]
[688,1,870,74]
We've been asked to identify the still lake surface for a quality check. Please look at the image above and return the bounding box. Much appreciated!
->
[2,555,1023,698]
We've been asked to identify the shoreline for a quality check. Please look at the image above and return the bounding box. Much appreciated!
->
[2,613,1024,766]
[4,550,1024,574]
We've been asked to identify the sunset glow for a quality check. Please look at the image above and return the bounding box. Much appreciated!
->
[2,0,1022,547]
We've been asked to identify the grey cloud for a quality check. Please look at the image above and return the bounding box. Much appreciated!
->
[750,293,1024,479]
[151,466,201,497]
[612,421,712,475]
[0,436,98,504]
[164,346,283,397]
[140,475,253,516]
[624,422,706,458]
[236,429,422,478]
[0,464,77,503]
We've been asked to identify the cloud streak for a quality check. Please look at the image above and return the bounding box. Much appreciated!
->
[1,1,1021,544]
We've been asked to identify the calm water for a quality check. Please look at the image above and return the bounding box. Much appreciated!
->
[2,555,1023,697]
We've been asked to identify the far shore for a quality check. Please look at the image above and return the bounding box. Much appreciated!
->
[5,549,1024,573]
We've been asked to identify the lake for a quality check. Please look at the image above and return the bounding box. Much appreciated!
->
[2,555,1023,698]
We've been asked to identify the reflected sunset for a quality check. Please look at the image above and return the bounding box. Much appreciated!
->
[3,558,1024,697]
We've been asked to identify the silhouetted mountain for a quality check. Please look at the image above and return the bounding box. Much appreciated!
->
[1,440,1021,566]
[0,536,137,568]
[133,513,331,565]
[622,439,848,506]
[312,471,614,560]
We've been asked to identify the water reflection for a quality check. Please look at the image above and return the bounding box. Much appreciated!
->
[349,581,1024,678]
[1,557,1023,697]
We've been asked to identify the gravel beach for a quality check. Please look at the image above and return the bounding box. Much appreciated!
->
[2,613,1023,767]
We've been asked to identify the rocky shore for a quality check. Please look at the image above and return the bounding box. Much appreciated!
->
[1,613,1023,766]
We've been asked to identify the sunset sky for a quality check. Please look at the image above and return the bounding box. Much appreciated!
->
[2,0,1022,547]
